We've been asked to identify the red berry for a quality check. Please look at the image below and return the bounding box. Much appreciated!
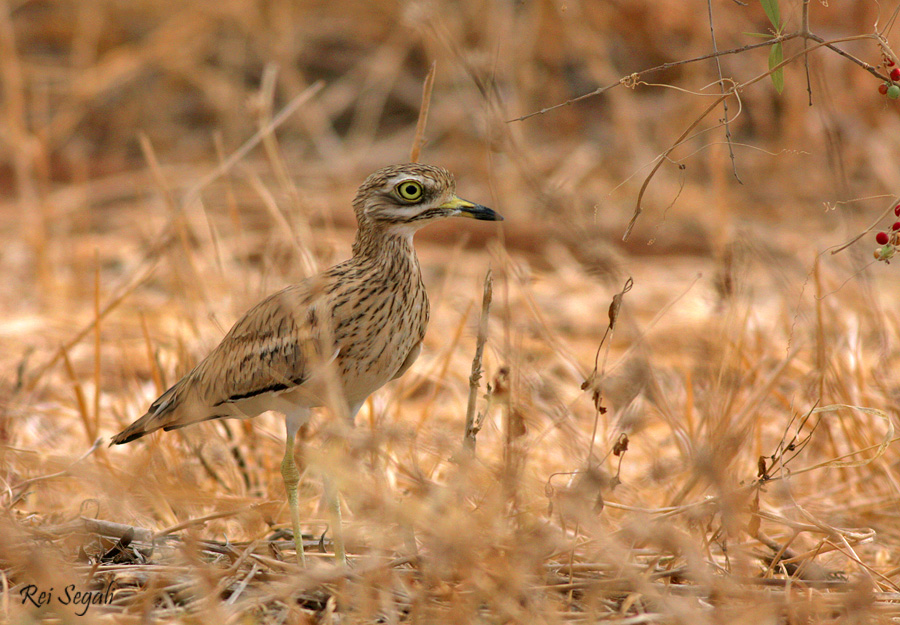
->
[889,58,896,67]
[894,204,900,216]
[893,222,900,231]
[876,231,890,245]
[880,83,890,95]
[891,68,900,81]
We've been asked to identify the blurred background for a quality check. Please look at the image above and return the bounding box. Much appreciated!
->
[3,0,900,621]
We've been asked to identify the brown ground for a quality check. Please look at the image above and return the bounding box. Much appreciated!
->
[2,0,900,623]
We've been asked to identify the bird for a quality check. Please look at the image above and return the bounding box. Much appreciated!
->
[110,163,503,566]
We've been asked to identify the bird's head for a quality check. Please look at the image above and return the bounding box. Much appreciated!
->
[352,163,502,236]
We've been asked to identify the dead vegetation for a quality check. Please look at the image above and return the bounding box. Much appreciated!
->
[2,0,900,622]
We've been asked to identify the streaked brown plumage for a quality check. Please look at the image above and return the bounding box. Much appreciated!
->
[111,163,502,565]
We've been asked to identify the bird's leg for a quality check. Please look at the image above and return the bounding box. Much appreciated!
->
[281,422,306,567]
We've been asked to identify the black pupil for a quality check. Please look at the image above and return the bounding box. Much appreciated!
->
[404,184,417,197]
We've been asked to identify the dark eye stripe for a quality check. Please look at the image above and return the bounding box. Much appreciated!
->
[406,208,445,222]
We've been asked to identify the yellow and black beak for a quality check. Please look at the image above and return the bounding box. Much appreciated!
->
[440,195,504,221]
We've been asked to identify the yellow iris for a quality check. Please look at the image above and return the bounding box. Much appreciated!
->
[396,180,423,202]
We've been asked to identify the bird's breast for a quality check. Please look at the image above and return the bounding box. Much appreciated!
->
[331,273,429,404]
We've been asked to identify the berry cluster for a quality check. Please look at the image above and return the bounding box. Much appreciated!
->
[879,56,900,99]
[873,204,900,263]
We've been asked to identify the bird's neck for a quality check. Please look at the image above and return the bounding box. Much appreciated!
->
[351,221,420,272]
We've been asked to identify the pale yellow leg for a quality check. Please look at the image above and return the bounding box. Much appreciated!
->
[281,429,306,567]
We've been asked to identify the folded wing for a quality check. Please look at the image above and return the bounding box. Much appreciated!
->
[110,285,329,445]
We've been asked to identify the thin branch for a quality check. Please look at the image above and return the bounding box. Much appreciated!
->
[802,0,813,105]
[81,517,156,543]
[807,33,881,76]
[623,91,729,240]
[583,278,633,466]
[830,196,899,254]
[624,34,878,241]
[876,3,900,38]
[507,33,802,123]
[509,31,886,125]
[464,269,493,452]
[706,0,741,182]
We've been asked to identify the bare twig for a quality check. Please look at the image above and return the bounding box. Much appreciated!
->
[624,34,875,241]
[706,0,741,182]
[510,30,887,124]
[876,4,900,38]
[507,33,802,123]
[81,517,156,543]
[830,196,900,254]
[583,278,633,466]
[802,0,813,105]
[464,269,493,452]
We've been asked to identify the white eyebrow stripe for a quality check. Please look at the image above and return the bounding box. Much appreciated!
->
[385,174,417,187]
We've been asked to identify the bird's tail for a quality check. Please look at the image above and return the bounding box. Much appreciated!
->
[110,380,223,445]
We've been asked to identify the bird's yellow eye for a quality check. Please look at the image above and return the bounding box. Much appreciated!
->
[396,180,423,202]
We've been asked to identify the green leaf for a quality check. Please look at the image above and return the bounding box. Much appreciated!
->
[744,32,774,39]
[768,42,784,94]
[760,0,781,30]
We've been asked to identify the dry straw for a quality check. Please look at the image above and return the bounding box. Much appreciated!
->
[2,1,900,623]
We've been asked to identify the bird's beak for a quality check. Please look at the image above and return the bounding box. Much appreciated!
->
[440,195,504,221]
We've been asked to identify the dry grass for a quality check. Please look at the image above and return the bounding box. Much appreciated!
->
[3,0,900,622]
